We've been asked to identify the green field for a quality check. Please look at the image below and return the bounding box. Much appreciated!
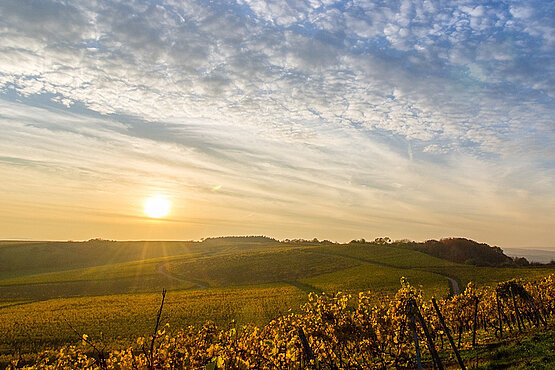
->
[0,285,306,357]
[0,238,553,364]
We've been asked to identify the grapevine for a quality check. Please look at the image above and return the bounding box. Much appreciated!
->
[7,274,554,369]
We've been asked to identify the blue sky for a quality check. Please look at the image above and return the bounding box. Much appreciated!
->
[0,0,553,248]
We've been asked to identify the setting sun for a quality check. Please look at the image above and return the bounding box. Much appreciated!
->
[144,196,171,218]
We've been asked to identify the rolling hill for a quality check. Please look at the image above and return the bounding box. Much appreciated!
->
[0,237,553,363]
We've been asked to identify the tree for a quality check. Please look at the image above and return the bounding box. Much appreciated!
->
[374,237,391,245]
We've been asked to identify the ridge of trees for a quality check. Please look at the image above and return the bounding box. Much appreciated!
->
[349,237,537,267]
[200,236,279,244]
[413,237,514,266]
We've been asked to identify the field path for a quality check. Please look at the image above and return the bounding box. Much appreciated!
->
[156,263,209,289]
[446,276,460,295]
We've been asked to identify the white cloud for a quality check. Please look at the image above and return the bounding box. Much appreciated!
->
[0,0,553,245]
[1,0,553,149]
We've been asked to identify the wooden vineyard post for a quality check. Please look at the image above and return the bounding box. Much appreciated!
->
[147,289,166,369]
[526,297,547,328]
[534,292,548,326]
[472,296,478,347]
[409,312,423,370]
[297,327,316,368]
[410,299,444,370]
[510,288,523,332]
[431,298,466,370]
[534,303,547,327]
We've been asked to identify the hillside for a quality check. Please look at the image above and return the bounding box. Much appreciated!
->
[3,274,554,369]
[397,237,516,266]
[0,238,553,367]
[0,238,284,279]
[0,237,534,280]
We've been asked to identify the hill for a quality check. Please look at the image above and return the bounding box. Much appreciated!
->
[0,237,553,364]
[398,237,516,266]
[4,274,554,369]
[0,238,284,280]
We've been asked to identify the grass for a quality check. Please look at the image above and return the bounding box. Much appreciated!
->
[0,256,195,301]
[164,248,359,287]
[311,243,554,293]
[0,241,194,279]
[419,265,554,288]
[0,285,306,356]
[0,256,184,285]
[302,262,450,300]
[0,247,356,299]
[0,239,287,280]
[309,243,459,269]
[466,325,555,369]
[0,300,34,309]
[1,239,553,365]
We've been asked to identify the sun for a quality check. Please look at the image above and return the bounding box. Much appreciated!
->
[144,196,171,218]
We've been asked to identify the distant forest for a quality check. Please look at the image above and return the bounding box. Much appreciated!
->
[398,238,516,266]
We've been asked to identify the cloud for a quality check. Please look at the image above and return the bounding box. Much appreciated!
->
[0,0,553,246]
[0,1,552,150]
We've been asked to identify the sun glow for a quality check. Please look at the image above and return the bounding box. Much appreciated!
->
[144,196,171,218]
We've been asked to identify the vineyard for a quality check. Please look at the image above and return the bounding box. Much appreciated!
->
[6,274,554,369]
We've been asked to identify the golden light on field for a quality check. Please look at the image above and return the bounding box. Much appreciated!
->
[143,196,171,218]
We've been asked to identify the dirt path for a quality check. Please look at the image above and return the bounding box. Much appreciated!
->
[156,263,209,289]
[446,276,460,295]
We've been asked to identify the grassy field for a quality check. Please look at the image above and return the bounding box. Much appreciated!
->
[302,263,449,299]
[0,285,306,357]
[418,265,554,288]
[0,239,284,279]
[308,243,459,269]
[164,248,359,287]
[0,238,553,364]
[468,324,555,369]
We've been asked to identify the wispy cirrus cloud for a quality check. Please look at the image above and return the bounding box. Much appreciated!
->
[0,0,553,247]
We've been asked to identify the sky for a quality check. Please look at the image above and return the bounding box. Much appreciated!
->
[0,0,553,249]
